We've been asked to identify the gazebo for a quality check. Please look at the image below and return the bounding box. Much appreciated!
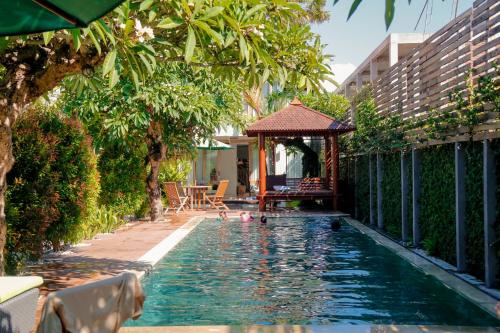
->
[246,97,355,211]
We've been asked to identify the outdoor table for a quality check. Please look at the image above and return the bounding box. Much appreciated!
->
[184,185,210,210]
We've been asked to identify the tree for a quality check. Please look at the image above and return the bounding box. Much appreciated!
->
[64,63,243,220]
[267,90,350,120]
[0,0,333,272]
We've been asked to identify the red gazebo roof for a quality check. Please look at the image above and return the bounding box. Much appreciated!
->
[245,97,355,137]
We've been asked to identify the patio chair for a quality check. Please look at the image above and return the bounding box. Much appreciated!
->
[176,181,191,209]
[206,179,230,210]
[164,182,190,214]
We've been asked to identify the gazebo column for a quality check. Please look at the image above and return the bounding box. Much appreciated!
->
[270,139,276,175]
[324,136,331,184]
[258,133,267,211]
[331,133,339,211]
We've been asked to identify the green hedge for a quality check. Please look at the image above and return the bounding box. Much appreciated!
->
[98,146,147,217]
[419,144,456,266]
[464,141,484,279]
[381,153,401,238]
[355,154,370,224]
[6,110,100,272]
[492,140,500,280]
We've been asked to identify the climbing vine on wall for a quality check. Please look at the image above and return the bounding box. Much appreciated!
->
[355,155,370,224]
[381,153,401,238]
[464,141,485,279]
[417,144,456,265]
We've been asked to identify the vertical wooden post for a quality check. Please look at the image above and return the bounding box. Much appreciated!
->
[484,139,497,287]
[258,133,267,212]
[377,153,383,229]
[369,153,375,226]
[455,142,466,272]
[401,150,409,243]
[331,134,339,211]
[412,148,421,247]
[270,139,276,175]
[324,136,331,184]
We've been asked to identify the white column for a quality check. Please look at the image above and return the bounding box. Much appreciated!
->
[389,41,399,66]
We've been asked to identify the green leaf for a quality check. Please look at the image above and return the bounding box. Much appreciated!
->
[185,26,196,63]
[347,0,363,20]
[43,31,54,45]
[139,0,154,11]
[124,19,135,36]
[239,35,248,62]
[70,29,81,51]
[200,6,225,20]
[102,49,117,75]
[192,21,223,45]
[87,29,101,54]
[243,4,266,21]
[149,10,157,22]
[157,17,184,29]
[109,68,119,88]
[385,0,395,29]
[139,53,153,75]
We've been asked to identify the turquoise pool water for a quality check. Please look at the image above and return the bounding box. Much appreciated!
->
[127,217,499,326]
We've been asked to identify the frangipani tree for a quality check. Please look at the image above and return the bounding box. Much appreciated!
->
[0,0,332,272]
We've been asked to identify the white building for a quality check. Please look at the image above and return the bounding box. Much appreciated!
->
[337,33,430,98]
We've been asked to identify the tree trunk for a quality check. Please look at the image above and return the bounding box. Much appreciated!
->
[0,105,15,275]
[146,115,166,222]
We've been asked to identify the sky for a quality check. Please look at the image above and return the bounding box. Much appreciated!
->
[311,0,474,89]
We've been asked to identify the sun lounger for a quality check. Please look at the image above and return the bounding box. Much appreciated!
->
[0,276,43,333]
[37,272,144,333]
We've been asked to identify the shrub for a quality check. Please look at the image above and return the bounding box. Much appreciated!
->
[5,108,100,272]
[381,152,401,238]
[419,144,456,265]
[464,141,484,279]
[98,146,147,216]
[355,154,371,224]
[158,158,192,183]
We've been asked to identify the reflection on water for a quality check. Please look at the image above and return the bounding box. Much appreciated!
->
[127,217,499,326]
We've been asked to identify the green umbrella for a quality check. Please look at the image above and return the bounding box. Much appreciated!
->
[197,139,234,150]
[0,0,125,37]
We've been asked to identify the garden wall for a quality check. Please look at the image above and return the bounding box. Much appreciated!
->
[346,139,500,284]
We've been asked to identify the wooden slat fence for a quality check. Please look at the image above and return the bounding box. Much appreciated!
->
[350,0,499,144]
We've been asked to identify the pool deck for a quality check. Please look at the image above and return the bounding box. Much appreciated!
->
[26,211,500,332]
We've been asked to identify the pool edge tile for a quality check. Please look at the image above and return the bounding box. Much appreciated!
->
[127,216,205,279]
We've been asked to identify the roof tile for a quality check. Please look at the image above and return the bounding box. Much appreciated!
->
[246,98,355,136]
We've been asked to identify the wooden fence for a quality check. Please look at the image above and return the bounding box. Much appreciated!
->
[351,0,499,144]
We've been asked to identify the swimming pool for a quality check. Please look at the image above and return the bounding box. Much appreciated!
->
[127,216,499,326]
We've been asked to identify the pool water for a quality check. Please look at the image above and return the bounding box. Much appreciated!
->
[127,217,499,326]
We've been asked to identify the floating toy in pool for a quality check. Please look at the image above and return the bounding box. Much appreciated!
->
[240,212,254,222]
